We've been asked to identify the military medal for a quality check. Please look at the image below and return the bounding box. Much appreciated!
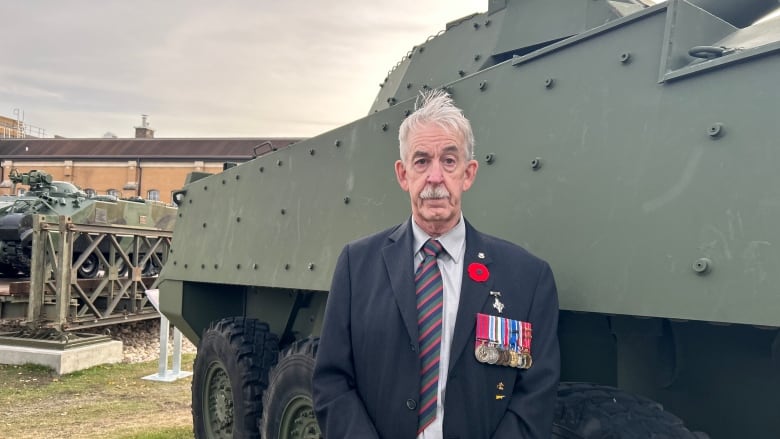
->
[489,291,504,314]
[475,343,490,363]
[509,350,520,367]
[475,313,533,368]
[486,345,500,364]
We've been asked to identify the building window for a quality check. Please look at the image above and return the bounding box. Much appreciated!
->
[85,188,97,197]
[107,189,119,197]
[147,189,160,201]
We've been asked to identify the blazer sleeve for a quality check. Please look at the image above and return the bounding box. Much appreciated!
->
[312,246,380,438]
[492,261,560,439]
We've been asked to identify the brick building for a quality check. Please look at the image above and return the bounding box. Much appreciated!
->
[0,137,300,203]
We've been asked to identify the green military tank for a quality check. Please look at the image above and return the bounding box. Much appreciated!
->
[0,169,176,278]
[157,0,780,437]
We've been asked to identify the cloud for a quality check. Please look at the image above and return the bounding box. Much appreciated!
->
[0,0,485,138]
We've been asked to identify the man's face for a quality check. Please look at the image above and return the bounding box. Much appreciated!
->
[395,123,478,236]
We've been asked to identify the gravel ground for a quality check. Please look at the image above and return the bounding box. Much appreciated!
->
[0,318,198,364]
[106,319,198,363]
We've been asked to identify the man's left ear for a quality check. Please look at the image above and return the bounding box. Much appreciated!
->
[462,159,479,191]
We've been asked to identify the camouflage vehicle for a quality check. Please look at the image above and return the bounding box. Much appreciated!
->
[0,169,176,277]
[158,0,780,437]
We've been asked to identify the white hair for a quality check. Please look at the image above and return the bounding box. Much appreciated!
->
[398,89,475,162]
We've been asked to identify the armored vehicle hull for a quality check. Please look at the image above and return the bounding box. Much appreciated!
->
[0,170,176,277]
[159,1,780,437]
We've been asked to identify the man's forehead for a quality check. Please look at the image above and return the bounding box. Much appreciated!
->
[410,144,460,156]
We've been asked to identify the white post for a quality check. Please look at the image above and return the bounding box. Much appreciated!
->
[172,326,183,375]
[157,316,170,377]
[142,289,192,382]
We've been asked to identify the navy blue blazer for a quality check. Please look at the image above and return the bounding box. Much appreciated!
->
[312,218,560,439]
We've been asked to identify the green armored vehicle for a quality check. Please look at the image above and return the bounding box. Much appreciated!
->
[0,169,176,277]
[158,0,780,437]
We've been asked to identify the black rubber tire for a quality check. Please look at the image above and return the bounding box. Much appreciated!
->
[76,252,100,278]
[260,338,323,439]
[192,317,279,439]
[552,382,707,439]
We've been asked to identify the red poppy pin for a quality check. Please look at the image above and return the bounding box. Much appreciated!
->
[468,262,489,282]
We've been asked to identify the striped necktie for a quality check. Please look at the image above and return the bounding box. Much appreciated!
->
[416,238,444,434]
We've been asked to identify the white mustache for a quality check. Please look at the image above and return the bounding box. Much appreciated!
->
[420,185,450,199]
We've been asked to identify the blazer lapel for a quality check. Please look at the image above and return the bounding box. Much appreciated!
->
[449,221,494,372]
[382,219,418,343]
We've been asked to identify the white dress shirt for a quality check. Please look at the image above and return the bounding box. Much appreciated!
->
[412,216,466,439]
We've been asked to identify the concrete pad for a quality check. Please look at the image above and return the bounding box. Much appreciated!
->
[0,340,123,375]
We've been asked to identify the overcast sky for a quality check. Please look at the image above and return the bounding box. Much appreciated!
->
[0,1,486,139]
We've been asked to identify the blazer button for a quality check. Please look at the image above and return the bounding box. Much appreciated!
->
[410,343,417,352]
[406,399,417,410]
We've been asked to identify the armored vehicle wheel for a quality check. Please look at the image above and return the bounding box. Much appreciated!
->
[76,252,100,278]
[192,317,279,439]
[552,382,708,438]
[261,338,322,439]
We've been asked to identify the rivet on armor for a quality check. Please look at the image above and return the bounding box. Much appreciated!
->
[235,175,240,180]
[485,20,491,27]
[708,123,724,138]
[202,222,207,228]
[277,160,283,166]
[479,81,487,91]
[474,54,481,62]
[344,196,350,204]
[188,199,192,204]
[382,123,389,131]
[201,264,205,269]
[309,149,316,156]
[222,179,226,185]
[419,46,425,53]
[388,97,397,105]
[545,78,555,88]
[214,264,219,270]
[281,209,286,215]
[404,109,411,117]
[473,22,480,30]
[485,153,495,164]
[253,264,258,270]
[236,264,241,270]
[236,217,241,223]
[308,263,315,271]
[284,264,290,270]
[620,52,632,64]
[184,264,188,269]
[335,140,341,147]
[458,70,466,77]
[204,186,208,191]
[692,258,711,274]
[407,83,412,89]
[178,213,182,218]
[531,158,542,170]
[259,166,264,173]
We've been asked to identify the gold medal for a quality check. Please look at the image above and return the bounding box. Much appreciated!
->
[509,350,520,368]
[524,353,533,369]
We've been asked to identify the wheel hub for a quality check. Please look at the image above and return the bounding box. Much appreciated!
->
[280,395,322,439]
[205,362,234,437]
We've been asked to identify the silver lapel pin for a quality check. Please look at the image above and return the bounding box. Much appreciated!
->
[490,291,504,313]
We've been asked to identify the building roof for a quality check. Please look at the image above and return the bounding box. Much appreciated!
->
[0,138,303,160]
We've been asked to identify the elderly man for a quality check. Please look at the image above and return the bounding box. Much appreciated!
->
[312,90,560,438]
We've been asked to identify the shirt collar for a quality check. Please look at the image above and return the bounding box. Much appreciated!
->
[411,214,466,264]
